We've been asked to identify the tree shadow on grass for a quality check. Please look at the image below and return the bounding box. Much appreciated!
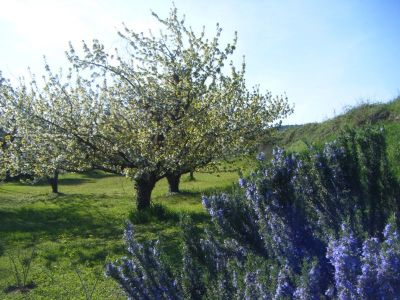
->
[59,178,94,186]
[155,185,237,209]
[129,202,210,225]
[0,190,211,269]
[0,195,128,268]
[168,184,237,198]
[17,170,120,187]
[17,177,93,187]
[126,201,211,267]
[0,194,124,243]
[81,170,119,179]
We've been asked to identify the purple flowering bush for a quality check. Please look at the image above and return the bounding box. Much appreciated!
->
[326,222,400,299]
[105,223,182,299]
[106,127,400,299]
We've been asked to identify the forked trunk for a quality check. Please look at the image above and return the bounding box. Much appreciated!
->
[135,173,157,210]
[167,173,181,193]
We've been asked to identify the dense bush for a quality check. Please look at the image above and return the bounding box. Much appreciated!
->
[107,127,400,299]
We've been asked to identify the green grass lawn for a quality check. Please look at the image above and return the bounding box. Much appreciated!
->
[0,170,240,299]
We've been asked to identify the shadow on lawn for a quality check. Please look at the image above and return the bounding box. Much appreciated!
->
[129,210,208,269]
[16,177,93,187]
[179,184,237,197]
[0,187,216,269]
[17,170,119,187]
[81,170,119,179]
[129,202,209,225]
[0,194,124,241]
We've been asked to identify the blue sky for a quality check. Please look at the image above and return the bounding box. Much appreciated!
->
[1,0,399,124]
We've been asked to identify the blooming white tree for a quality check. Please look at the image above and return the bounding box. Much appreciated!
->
[0,73,90,192]
[4,6,291,209]
[0,73,19,181]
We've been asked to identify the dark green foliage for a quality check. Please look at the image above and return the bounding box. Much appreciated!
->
[180,216,206,299]
[108,126,400,299]
[129,203,180,224]
[275,97,400,180]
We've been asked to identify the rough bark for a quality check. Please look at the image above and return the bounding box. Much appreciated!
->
[48,169,59,194]
[135,173,157,210]
[167,173,181,193]
[188,170,195,181]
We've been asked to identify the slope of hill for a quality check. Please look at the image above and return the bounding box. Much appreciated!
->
[276,97,400,177]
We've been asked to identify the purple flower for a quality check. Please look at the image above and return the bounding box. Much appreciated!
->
[245,183,259,202]
[257,152,265,161]
[326,225,360,299]
[274,264,294,299]
[201,196,210,208]
[239,178,246,188]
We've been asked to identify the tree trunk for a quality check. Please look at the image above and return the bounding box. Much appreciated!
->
[135,173,157,210]
[167,173,181,193]
[188,170,195,181]
[4,170,11,182]
[48,169,59,194]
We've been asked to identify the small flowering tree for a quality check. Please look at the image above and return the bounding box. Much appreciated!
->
[107,126,400,299]
[0,74,90,192]
[0,73,14,180]
[63,6,291,206]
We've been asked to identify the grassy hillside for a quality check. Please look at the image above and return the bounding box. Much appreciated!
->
[275,97,400,177]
